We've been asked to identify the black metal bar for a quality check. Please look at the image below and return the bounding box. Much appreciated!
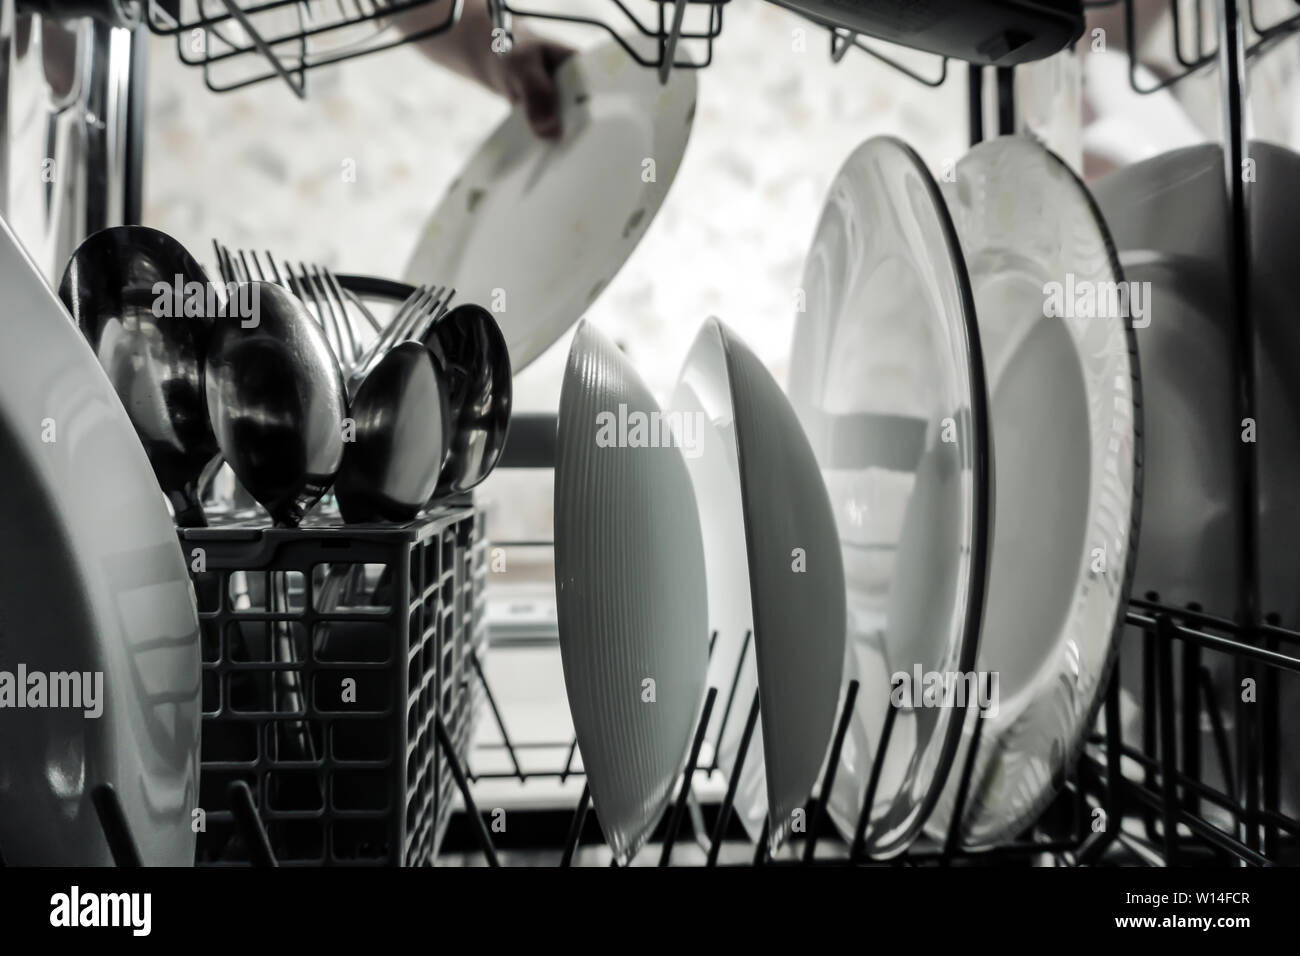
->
[1218,0,1261,859]
[91,783,143,868]
[995,65,1015,135]
[434,714,499,866]
[802,680,859,863]
[711,629,752,773]
[1261,634,1280,857]
[752,817,770,866]
[1200,666,1236,802]
[1129,596,1300,646]
[559,736,579,784]
[658,688,718,865]
[1087,758,1273,866]
[227,780,277,867]
[1156,615,1181,865]
[468,650,523,781]
[1116,743,1249,817]
[1181,624,1202,819]
[941,703,987,862]
[1078,671,1125,865]
[968,63,984,147]
[706,692,760,867]
[1127,611,1300,674]
[560,783,591,867]
[658,0,689,84]
[850,701,898,862]
[213,0,306,97]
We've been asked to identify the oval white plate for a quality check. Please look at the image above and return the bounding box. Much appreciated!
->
[710,317,847,853]
[403,41,697,374]
[553,320,708,864]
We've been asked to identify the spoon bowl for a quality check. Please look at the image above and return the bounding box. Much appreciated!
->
[58,225,219,526]
[335,341,449,523]
[204,281,347,527]
[420,303,512,495]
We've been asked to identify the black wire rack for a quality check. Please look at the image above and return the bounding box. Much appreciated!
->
[431,0,1300,868]
[145,0,729,95]
[493,0,728,82]
[145,0,463,96]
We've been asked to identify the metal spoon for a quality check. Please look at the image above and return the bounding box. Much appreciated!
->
[204,280,346,774]
[334,341,449,523]
[420,303,513,496]
[203,281,347,527]
[58,225,219,527]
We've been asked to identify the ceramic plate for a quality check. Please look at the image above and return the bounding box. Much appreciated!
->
[0,218,201,864]
[1093,141,1300,820]
[786,136,989,858]
[671,319,765,844]
[553,320,708,864]
[403,41,696,373]
[710,318,847,853]
[926,135,1141,848]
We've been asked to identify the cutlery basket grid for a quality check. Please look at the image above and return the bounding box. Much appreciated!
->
[146,0,460,96]
[180,504,485,866]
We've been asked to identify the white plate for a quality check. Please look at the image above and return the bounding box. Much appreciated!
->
[926,135,1140,848]
[1093,141,1300,820]
[705,317,846,853]
[553,320,708,864]
[787,136,989,857]
[403,41,697,373]
[0,218,201,864]
[671,319,765,844]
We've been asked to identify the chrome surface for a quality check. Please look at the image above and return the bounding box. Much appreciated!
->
[3,9,134,283]
[57,224,219,527]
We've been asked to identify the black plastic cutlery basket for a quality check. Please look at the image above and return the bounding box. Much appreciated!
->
[179,504,486,866]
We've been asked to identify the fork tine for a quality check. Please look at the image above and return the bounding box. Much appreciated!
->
[212,240,231,283]
[322,267,368,355]
[291,260,341,362]
[307,263,349,368]
[238,249,258,283]
[317,265,359,366]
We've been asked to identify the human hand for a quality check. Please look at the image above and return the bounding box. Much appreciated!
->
[487,36,572,140]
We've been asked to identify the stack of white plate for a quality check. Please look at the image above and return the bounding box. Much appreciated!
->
[788,133,1141,855]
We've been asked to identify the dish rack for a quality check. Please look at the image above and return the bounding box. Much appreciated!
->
[427,0,1300,868]
[143,0,729,95]
[144,0,462,95]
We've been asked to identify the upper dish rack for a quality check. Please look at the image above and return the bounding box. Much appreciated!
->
[144,0,729,95]
[145,0,462,95]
